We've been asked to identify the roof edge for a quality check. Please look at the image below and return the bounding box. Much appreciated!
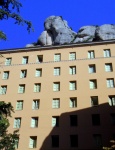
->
[1,39,115,54]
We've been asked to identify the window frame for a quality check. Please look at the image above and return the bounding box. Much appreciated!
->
[29,136,37,148]
[54,54,61,62]
[2,71,9,79]
[0,85,7,95]
[20,70,27,78]
[34,83,41,92]
[37,55,43,63]
[54,67,60,76]
[69,52,76,60]
[32,100,40,109]
[18,84,25,94]
[70,97,77,108]
[88,64,96,73]
[108,96,115,106]
[31,117,38,128]
[52,116,59,127]
[52,99,60,108]
[106,78,114,88]
[69,66,76,75]
[5,58,12,65]
[14,118,21,128]
[69,81,76,90]
[88,51,95,59]
[103,49,111,57]
[22,56,28,64]
[35,68,42,77]
[105,63,113,72]
[16,100,23,110]
[53,82,60,91]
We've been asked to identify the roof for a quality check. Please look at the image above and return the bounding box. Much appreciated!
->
[1,39,115,54]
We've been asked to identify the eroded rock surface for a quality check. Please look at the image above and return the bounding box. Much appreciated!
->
[27,16,115,47]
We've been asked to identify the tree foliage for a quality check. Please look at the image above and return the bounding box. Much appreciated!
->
[103,140,115,150]
[0,101,19,150]
[0,0,33,40]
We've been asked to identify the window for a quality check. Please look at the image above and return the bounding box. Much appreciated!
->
[92,114,100,126]
[91,96,98,106]
[54,67,60,76]
[5,58,12,65]
[35,69,42,77]
[69,66,76,75]
[70,97,77,108]
[14,138,19,149]
[14,118,21,128]
[52,116,59,127]
[52,99,60,108]
[105,63,113,72]
[69,81,76,90]
[70,135,78,147]
[22,56,28,64]
[70,115,77,126]
[32,100,40,109]
[34,83,41,92]
[93,134,102,148]
[88,51,95,59]
[0,86,7,95]
[31,117,38,128]
[52,135,59,148]
[111,114,115,125]
[18,84,25,93]
[89,64,96,73]
[20,70,27,78]
[106,78,114,88]
[53,82,60,91]
[16,100,23,110]
[29,136,37,148]
[37,55,43,63]
[108,96,115,106]
[2,71,9,79]
[103,49,111,57]
[69,52,76,60]
[54,54,61,61]
[89,80,97,89]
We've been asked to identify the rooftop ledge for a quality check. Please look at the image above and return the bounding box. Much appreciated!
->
[1,39,115,54]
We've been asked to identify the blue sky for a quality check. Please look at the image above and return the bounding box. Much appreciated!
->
[1,0,115,50]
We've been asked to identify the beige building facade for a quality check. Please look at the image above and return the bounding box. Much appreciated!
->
[0,40,115,150]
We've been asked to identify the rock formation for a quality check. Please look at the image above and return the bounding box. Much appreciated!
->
[26,16,115,47]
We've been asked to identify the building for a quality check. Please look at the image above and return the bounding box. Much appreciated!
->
[0,40,115,150]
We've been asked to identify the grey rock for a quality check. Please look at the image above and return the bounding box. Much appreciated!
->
[37,31,53,46]
[36,16,115,47]
[73,26,96,43]
[44,16,77,45]
[96,24,115,40]
[25,44,35,47]
[73,36,93,43]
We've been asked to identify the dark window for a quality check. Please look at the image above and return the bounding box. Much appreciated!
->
[92,114,100,126]
[93,134,102,148]
[70,135,78,147]
[91,96,98,106]
[70,115,77,126]
[111,113,115,125]
[37,55,43,63]
[52,135,59,147]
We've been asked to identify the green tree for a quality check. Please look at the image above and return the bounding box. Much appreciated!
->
[0,0,33,40]
[0,101,19,150]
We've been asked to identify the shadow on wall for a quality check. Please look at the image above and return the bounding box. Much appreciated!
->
[40,103,115,150]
